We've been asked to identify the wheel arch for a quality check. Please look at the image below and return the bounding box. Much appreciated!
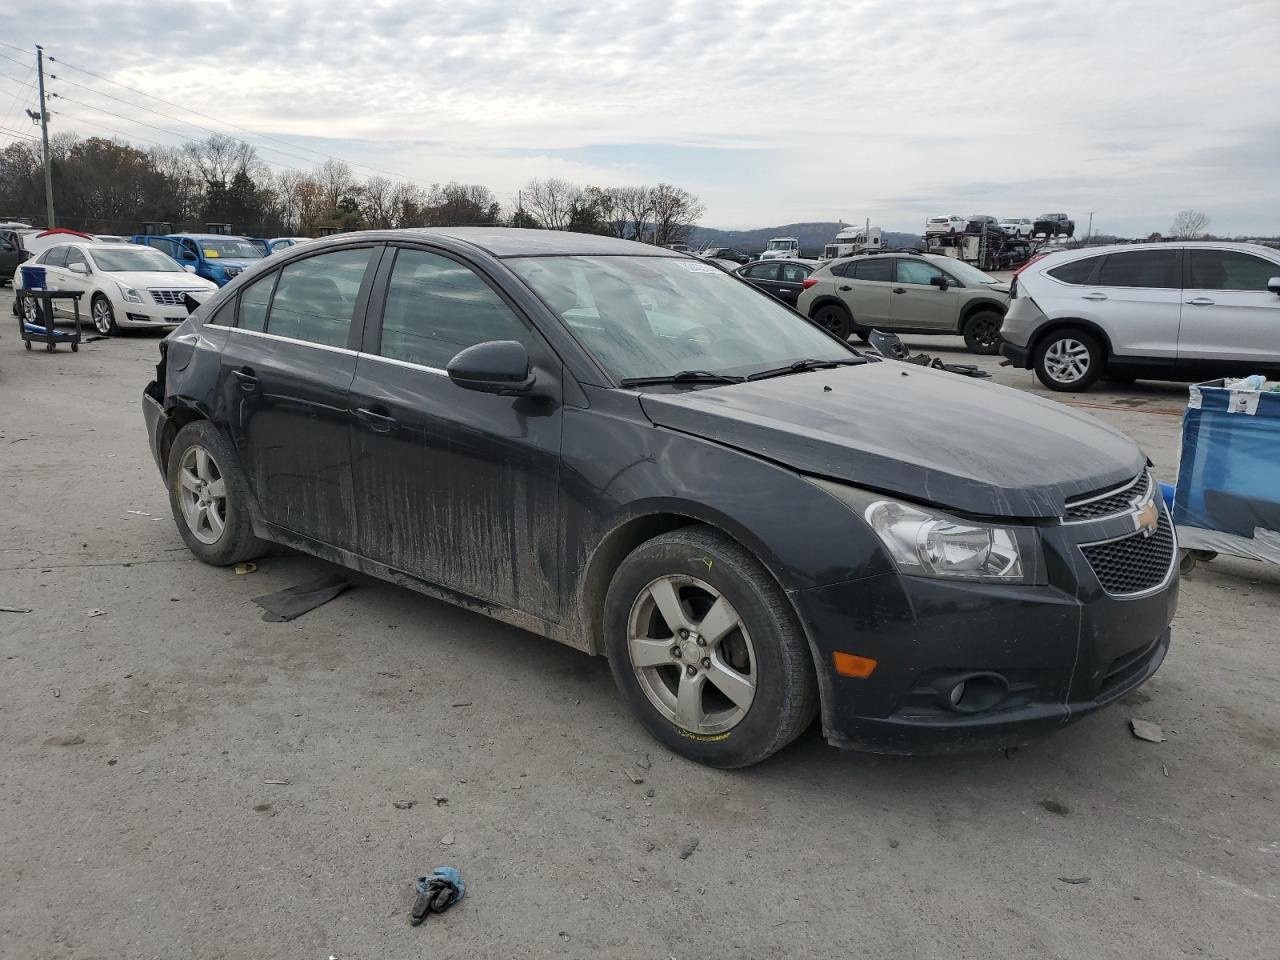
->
[805,295,850,319]
[157,403,209,473]
[958,298,1007,328]
[1027,317,1115,361]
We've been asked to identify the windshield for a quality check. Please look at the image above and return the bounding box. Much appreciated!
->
[767,240,794,250]
[510,255,854,382]
[940,259,998,285]
[89,247,185,273]
[199,238,263,259]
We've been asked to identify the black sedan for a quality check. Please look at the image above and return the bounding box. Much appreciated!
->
[733,259,817,306]
[143,229,1176,767]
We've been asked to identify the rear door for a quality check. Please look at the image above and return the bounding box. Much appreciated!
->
[740,261,782,299]
[836,257,893,326]
[1179,248,1280,371]
[775,261,811,306]
[1083,249,1182,362]
[889,258,957,330]
[217,243,381,548]
[348,243,563,619]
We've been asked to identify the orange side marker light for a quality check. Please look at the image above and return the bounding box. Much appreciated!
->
[832,651,878,679]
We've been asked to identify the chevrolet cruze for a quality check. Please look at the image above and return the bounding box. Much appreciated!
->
[142,229,1177,767]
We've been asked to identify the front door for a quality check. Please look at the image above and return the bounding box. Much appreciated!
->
[348,244,563,620]
[890,258,959,330]
[1082,249,1182,363]
[1179,248,1280,373]
[216,243,380,548]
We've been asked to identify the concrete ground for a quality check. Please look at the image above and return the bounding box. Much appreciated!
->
[2,285,1277,960]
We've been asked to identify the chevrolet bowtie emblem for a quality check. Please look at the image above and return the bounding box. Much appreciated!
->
[1133,499,1160,537]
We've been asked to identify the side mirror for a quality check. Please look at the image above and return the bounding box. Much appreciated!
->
[183,264,197,273]
[69,261,89,276]
[929,275,948,290]
[1269,277,1280,296]
[181,251,197,261]
[447,340,535,396]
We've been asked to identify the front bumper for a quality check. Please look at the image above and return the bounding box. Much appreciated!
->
[792,531,1178,754]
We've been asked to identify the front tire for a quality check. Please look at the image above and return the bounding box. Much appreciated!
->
[810,302,853,341]
[603,527,818,768]
[1034,328,1104,392]
[91,294,118,336]
[962,310,1003,355]
[166,421,267,566]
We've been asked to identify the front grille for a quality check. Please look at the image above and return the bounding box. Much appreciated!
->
[149,288,193,305]
[1080,510,1175,596]
[1065,472,1151,523]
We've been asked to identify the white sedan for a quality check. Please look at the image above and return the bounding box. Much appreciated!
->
[15,241,217,335]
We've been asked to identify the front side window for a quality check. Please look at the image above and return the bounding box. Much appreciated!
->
[511,255,852,381]
[743,262,780,281]
[1187,250,1280,291]
[379,248,533,369]
[268,247,372,347]
[1047,256,1102,285]
[851,258,893,282]
[1097,250,1179,289]
[65,247,88,269]
[896,259,946,286]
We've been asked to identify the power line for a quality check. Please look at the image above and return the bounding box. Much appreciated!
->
[0,50,35,70]
[48,53,447,187]
[0,124,39,142]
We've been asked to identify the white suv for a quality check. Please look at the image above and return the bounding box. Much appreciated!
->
[1000,242,1280,391]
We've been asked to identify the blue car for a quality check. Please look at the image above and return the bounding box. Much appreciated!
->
[130,233,265,286]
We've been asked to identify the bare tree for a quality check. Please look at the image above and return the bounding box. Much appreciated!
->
[614,185,653,242]
[1170,209,1210,239]
[649,183,705,247]
[523,177,581,231]
[183,134,256,188]
[581,186,626,237]
[389,181,426,227]
[360,175,396,229]
[316,158,356,212]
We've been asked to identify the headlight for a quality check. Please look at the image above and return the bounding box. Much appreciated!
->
[807,478,1043,583]
[117,283,143,303]
[223,266,241,278]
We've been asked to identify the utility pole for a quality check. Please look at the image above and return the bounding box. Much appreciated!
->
[35,44,55,228]
[1086,211,1096,241]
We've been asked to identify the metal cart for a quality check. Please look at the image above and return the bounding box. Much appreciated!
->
[17,288,85,353]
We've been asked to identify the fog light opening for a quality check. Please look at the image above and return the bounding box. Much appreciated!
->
[940,672,1008,714]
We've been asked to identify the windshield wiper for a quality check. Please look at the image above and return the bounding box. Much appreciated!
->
[618,370,747,388]
[746,357,867,381]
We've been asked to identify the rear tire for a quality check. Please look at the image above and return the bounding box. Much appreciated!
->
[166,420,268,566]
[962,310,1003,355]
[1033,328,1104,392]
[603,527,818,768]
[810,302,853,341]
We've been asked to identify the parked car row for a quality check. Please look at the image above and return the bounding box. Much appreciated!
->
[926,214,1075,241]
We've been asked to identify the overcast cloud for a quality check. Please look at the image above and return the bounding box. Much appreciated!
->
[2,0,1277,234]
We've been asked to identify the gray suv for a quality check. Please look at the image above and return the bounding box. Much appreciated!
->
[1001,242,1280,391]
[796,253,1011,354]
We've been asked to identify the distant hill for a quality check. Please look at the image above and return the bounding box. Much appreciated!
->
[687,222,921,257]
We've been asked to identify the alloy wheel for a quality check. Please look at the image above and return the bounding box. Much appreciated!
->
[92,298,114,335]
[177,445,228,545]
[626,574,757,735]
[1043,337,1091,384]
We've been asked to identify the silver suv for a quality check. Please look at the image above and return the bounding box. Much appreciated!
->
[1001,242,1280,391]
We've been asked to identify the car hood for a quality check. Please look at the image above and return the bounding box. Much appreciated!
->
[638,360,1145,519]
[984,283,1011,295]
[105,271,216,290]
[209,259,259,270]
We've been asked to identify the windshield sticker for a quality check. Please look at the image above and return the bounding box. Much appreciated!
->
[678,262,719,274]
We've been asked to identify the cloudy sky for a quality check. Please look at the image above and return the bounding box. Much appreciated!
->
[2,0,1277,235]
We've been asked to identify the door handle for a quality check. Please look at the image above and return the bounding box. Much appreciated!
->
[356,406,397,433]
[892,287,906,294]
[231,368,259,392]
[1184,297,1215,306]
[1081,292,1108,301]
[838,285,852,291]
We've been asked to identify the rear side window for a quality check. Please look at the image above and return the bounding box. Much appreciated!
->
[206,298,236,326]
[41,245,69,267]
[1096,250,1179,289]
[852,258,893,281]
[779,262,809,283]
[237,272,275,332]
[379,248,533,369]
[1187,250,1279,291]
[1046,256,1101,285]
[268,248,373,347]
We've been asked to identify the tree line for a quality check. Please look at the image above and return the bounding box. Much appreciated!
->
[0,133,704,243]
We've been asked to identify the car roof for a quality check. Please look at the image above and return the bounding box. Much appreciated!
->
[397,227,676,258]
[1027,241,1280,271]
